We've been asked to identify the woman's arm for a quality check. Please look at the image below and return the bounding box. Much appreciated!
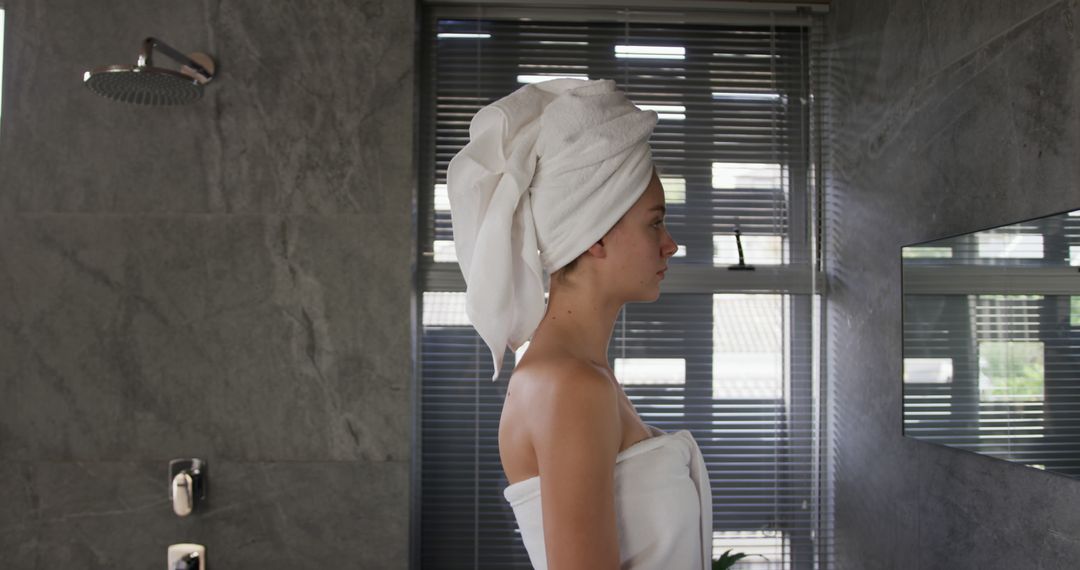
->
[530,360,622,570]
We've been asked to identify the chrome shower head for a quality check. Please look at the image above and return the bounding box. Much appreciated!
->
[84,66,204,105]
[83,37,216,105]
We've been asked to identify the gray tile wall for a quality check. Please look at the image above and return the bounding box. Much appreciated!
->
[0,0,415,567]
[827,0,1080,568]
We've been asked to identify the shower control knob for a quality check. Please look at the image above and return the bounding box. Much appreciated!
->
[174,552,199,570]
[167,544,205,570]
[168,458,207,516]
[172,471,193,516]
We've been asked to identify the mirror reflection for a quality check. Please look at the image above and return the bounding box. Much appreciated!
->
[902,208,1080,479]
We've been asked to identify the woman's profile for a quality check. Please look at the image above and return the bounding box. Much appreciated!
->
[447,78,712,570]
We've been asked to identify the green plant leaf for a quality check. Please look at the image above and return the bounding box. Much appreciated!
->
[712,549,749,570]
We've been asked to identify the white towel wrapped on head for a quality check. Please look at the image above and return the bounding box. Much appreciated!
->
[446,78,658,379]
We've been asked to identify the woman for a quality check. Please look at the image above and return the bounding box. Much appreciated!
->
[448,78,712,570]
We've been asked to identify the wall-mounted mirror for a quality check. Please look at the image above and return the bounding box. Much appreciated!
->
[902,208,1080,479]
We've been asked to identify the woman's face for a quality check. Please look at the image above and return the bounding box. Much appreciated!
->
[600,170,679,301]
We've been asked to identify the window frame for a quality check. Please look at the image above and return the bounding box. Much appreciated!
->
[414,5,829,568]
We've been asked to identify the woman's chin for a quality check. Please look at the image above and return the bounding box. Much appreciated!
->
[626,277,663,302]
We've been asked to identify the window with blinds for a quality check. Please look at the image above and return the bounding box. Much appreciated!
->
[416,4,829,568]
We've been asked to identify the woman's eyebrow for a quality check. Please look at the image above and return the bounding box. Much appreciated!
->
[648,205,666,214]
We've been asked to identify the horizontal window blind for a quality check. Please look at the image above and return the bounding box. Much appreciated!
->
[417,5,828,568]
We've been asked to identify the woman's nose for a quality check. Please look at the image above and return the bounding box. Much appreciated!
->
[662,230,679,257]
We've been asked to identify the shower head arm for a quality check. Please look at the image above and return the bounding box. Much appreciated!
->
[137,37,214,82]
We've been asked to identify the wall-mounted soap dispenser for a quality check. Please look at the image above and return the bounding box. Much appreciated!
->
[169,458,207,517]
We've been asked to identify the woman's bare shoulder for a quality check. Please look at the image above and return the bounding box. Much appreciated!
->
[509,354,620,451]
[510,354,618,403]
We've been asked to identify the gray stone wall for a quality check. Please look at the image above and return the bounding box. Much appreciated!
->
[827,0,1080,567]
[0,0,415,567]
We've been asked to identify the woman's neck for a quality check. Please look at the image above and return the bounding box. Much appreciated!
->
[529,280,623,368]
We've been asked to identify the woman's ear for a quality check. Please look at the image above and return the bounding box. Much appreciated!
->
[586,238,607,259]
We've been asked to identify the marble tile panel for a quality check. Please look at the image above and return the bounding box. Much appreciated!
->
[916,443,1080,568]
[829,0,1080,568]
[0,459,409,569]
[0,213,412,462]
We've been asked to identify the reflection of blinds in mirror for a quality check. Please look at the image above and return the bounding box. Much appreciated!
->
[903,210,1080,266]
[903,294,1080,479]
[418,6,828,569]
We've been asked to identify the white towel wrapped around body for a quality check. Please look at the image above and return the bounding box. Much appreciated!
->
[446,78,658,379]
[503,425,714,569]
